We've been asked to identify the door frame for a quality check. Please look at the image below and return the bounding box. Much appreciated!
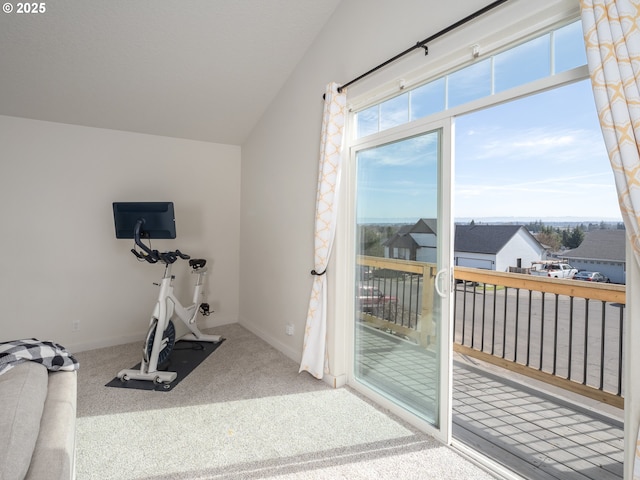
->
[339,117,454,444]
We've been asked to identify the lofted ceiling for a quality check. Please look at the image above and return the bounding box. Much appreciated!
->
[0,1,504,145]
[0,0,342,145]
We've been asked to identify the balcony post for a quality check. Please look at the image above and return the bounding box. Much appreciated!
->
[419,265,436,347]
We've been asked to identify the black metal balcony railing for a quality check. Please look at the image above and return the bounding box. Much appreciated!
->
[357,256,626,409]
[358,256,436,347]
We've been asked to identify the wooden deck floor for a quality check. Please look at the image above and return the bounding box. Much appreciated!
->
[357,326,624,480]
[453,361,623,480]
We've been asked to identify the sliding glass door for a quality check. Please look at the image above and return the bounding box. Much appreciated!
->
[352,123,453,440]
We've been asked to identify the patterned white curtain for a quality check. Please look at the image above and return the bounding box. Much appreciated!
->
[580,1,640,477]
[299,82,346,379]
[581,0,640,263]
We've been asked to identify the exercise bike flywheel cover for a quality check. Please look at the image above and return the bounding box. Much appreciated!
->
[144,319,176,366]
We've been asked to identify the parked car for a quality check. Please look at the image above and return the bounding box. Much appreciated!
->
[358,266,373,281]
[356,284,396,313]
[530,262,578,279]
[573,271,610,283]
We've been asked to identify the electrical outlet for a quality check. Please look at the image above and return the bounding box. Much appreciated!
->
[285,323,294,336]
[72,320,80,332]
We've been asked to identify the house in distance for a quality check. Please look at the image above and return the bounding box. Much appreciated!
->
[454,224,545,271]
[562,229,626,284]
[384,219,546,272]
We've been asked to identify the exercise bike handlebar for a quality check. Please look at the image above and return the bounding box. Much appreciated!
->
[131,219,191,265]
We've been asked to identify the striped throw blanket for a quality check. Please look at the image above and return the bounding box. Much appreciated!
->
[0,339,79,375]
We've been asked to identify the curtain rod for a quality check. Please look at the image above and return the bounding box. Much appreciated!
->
[336,0,510,94]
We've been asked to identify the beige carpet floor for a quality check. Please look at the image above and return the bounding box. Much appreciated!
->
[74,323,495,479]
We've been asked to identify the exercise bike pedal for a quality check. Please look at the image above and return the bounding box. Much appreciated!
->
[199,303,211,316]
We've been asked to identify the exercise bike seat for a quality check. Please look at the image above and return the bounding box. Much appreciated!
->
[189,259,207,269]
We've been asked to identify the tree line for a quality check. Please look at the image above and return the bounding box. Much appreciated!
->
[358,220,625,257]
[522,219,624,251]
[535,225,583,251]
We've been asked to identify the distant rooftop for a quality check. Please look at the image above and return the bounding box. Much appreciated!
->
[563,229,626,262]
[455,224,540,255]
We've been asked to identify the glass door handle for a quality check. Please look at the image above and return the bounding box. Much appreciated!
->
[435,268,449,298]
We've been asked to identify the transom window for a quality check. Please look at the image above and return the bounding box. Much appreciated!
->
[355,20,586,139]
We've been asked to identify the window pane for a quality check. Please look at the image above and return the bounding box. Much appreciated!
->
[357,105,379,138]
[380,93,409,131]
[356,134,439,223]
[454,79,618,220]
[355,130,443,427]
[495,34,551,93]
[448,59,491,109]
[554,21,587,73]
[411,78,446,121]
[355,21,586,139]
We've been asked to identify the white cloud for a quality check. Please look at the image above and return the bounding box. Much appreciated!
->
[455,171,620,218]
[359,133,439,167]
[463,126,606,165]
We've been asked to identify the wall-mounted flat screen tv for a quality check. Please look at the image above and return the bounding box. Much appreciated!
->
[113,202,176,239]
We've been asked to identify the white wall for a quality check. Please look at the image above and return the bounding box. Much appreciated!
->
[496,231,544,272]
[239,0,503,366]
[239,0,578,370]
[0,115,240,352]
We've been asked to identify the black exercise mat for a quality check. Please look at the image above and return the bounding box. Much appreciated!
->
[105,339,225,392]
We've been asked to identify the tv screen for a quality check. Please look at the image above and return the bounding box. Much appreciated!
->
[113,202,176,239]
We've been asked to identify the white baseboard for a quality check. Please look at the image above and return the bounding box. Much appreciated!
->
[237,318,347,388]
[69,316,237,353]
[68,333,144,354]
[238,317,302,365]
[323,373,347,389]
[201,315,236,330]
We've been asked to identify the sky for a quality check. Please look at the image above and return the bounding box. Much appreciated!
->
[356,79,621,224]
[355,20,622,224]
[454,79,621,222]
[356,133,439,222]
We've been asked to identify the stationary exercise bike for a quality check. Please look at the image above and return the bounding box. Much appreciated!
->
[113,203,221,385]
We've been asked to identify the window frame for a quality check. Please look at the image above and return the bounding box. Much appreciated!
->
[337,7,595,476]
[346,14,589,141]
